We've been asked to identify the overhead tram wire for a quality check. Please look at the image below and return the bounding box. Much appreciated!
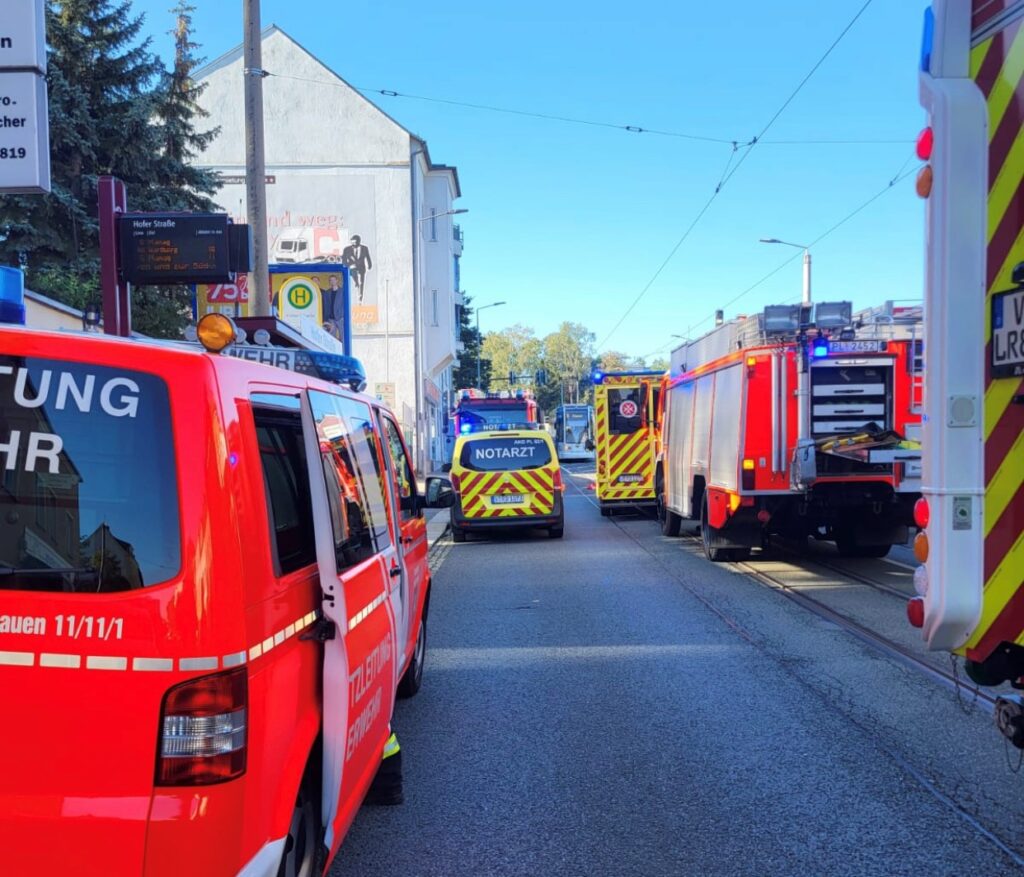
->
[596,0,878,350]
[263,71,907,147]
[688,163,924,336]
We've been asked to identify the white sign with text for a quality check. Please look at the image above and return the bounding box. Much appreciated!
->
[0,71,51,193]
[0,0,47,72]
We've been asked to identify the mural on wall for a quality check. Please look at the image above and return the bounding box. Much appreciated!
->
[212,173,381,328]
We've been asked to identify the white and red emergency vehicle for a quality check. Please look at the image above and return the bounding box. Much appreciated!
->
[0,311,453,876]
[658,305,923,561]
[912,1,1024,744]
[443,388,541,467]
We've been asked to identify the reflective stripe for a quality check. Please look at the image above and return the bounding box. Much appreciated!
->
[0,650,34,667]
[180,657,218,672]
[40,653,81,669]
[383,732,401,759]
[134,657,174,672]
[223,651,248,668]
[86,656,128,671]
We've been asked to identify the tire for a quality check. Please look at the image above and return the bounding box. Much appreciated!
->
[397,616,426,698]
[701,493,743,563]
[549,526,564,539]
[600,506,612,517]
[278,776,323,877]
[451,526,467,543]
[659,497,682,537]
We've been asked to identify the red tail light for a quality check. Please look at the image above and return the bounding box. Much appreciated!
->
[914,497,930,529]
[157,668,247,786]
[552,468,564,491]
[906,597,925,629]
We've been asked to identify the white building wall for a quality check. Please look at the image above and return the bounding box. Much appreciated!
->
[192,27,461,472]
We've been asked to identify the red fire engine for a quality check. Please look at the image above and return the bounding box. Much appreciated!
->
[913,1,1024,745]
[443,388,541,467]
[658,302,923,561]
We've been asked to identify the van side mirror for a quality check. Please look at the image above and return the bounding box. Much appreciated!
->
[585,439,595,451]
[424,476,456,509]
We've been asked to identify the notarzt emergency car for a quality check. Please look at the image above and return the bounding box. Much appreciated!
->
[448,426,565,541]
[0,313,454,877]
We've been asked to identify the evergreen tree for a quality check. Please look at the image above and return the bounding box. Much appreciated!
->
[453,294,493,390]
[0,0,219,338]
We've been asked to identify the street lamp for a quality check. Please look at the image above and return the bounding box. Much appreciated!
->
[475,301,506,387]
[418,208,469,222]
[759,238,812,305]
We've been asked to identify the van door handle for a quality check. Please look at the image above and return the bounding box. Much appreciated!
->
[402,536,414,545]
[390,567,402,578]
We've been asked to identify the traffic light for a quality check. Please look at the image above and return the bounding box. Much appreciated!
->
[535,369,547,385]
[508,370,515,386]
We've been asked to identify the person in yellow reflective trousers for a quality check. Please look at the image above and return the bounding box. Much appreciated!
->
[363,727,402,806]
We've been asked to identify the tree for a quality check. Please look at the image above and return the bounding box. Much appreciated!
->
[649,356,670,372]
[0,0,219,338]
[482,324,543,391]
[596,350,632,372]
[542,321,595,407]
[452,294,492,390]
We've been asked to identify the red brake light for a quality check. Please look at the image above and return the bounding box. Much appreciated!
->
[157,668,247,786]
[906,597,925,629]
[916,126,933,161]
[552,468,564,491]
[914,497,930,529]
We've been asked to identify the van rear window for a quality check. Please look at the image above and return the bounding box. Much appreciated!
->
[460,437,551,471]
[0,356,181,592]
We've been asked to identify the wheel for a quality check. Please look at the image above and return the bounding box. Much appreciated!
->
[451,526,467,543]
[659,495,682,537]
[549,526,564,538]
[397,616,426,698]
[837,540,891,559]
[701,493,742,563]
[600,506,612,517]
[278,777,323,877]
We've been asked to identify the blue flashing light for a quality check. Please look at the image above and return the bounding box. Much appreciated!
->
[0,267,26,325]
[812,339,830,358]
[300,351,367,393]
[591,369,605,385]
[460,423,474,435]
[920,7,934,74]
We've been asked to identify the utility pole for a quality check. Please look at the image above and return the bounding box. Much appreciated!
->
[243,0,270,316]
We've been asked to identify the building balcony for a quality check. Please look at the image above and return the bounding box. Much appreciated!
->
[453,223,464,257]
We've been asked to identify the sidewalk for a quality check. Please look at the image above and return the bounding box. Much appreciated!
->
[424,506,450,548]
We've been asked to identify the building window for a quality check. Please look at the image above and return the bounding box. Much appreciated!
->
[430,208,437,242]
[431,289,439,326]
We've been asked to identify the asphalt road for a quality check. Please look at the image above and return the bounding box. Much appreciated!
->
[333,468,1024,877]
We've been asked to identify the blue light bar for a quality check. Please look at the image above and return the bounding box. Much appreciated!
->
[920,7,934,74]
[591,369,605,385]
[812,340,830,358]
[0,267,26,325]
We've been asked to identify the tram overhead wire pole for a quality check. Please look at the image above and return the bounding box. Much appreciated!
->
[243,0,271,316]
[760,238,812,305]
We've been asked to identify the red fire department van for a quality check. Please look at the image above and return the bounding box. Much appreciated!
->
[658,306,922,561]
[912,1,1024,744]
[0,314,453,876]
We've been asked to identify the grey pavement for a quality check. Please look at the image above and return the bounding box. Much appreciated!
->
[332,469,1024,877]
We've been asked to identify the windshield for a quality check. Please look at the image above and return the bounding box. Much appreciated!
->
[562,410,591,442]
[460,436,552,471]
[460,404,530,428]
[0,356,181,592]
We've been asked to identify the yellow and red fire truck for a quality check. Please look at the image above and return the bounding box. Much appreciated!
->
[911,1,1024,743]
[658,306,923,561]
[592,369,664,515]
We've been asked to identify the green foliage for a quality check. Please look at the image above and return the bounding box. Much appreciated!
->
[0,0,219,338]
[452,294,493,391]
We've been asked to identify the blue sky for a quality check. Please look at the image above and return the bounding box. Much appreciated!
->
[134,0,926,361]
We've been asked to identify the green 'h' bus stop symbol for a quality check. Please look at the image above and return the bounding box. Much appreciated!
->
[286,280,316,310]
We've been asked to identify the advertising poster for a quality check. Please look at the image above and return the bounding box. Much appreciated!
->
[212,173,380,328]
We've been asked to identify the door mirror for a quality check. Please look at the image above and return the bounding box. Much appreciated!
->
[424,476,456,509]
[585,439,595,451]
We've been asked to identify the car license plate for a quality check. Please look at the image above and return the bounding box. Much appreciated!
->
[491,494,525,505]
[617,474,643,484]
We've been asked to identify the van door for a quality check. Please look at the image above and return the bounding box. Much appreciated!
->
[305,391,398,851]
[377,411,427,677]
